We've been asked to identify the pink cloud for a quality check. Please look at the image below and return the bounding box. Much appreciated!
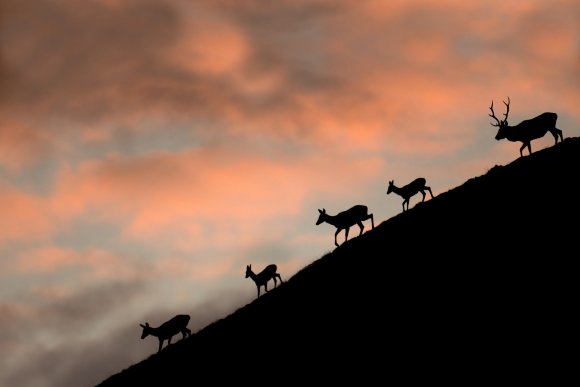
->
[16,246,78,272]
[13,246,147,283]
[168,7,249,75]
[0,0,576,258]
[0,0,576,173]
[0,121,54,171]
[0,185,53,246]
[156,255,235,281]
[47,147,384,251]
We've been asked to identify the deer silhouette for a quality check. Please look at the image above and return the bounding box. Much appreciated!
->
[140,314,191,354]
[316,205,374,247]
[245,264,283,298]
[489,97,564,157]
[387,178,433,212]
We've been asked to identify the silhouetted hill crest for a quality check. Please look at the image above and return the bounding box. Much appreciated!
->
[97,137,579,386]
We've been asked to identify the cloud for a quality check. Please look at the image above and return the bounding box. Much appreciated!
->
[1,0,180,116]
[48,146,385,249]
[0,184,53,245]
[13,246,150,282]
[0,121,56,171]
[2,0,577,168]
[0,280,249,387]
[0,279,150,387]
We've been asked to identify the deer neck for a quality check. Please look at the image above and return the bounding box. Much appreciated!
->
[391,185,405,197]
[502,126,521,141]
[145,326,160,338]
[248,270,259,283]
[322,213,341,227]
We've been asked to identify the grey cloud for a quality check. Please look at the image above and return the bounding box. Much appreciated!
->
[1,0,180,119]
[2,0,578,131]
[1,0,350,130]
[1,319,149,387]
[0,280,148,387]
[0,276,250,387]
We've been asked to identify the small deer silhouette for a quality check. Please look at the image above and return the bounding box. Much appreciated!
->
[387,178,433,212]
[245,264,283,298]
[140,314,191,354]
[489,97,564,157]
[316,205,374,247]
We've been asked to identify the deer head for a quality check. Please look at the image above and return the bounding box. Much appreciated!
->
[316,209,326,225]
[386,180,394,195]
[140,322,150,339]
[489,96,511,140]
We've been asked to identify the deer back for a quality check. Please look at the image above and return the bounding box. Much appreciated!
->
[336,205,368,227]
[144,314,190,339]
[512,112,558,141]
[402,178,426,197]
[257,264,277,284]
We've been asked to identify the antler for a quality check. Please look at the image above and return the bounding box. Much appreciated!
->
[489,97,510,127]
[502,96,510,123]
[489,101,501,127]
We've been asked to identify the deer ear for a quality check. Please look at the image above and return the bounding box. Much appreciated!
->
[318,209,322,213]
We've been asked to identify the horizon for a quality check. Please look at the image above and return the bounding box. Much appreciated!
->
[1,1,579,386]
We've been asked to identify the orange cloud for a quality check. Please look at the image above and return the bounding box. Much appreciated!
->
[169,7,249,75]
[0,185,52,246]
[1,0,577,174]
[13,246,155,285]
[0,121,54,171]
[48,148,385,251]
[16,246,78,272]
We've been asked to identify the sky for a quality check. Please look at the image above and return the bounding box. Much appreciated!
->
[0,0,578,385]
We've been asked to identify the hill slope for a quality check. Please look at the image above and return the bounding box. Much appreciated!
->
[97,138,579,385]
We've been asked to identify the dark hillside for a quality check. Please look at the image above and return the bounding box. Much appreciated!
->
[97,137,579,385]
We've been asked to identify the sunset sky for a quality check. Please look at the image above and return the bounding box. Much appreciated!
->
[1,1,579,385]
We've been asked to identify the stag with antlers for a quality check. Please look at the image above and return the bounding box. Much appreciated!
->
[489,97,564,157]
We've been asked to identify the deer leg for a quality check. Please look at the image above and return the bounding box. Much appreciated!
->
[402,199,408,212]
[369,213,374,229]
[264,282,269,293]
[420,190,426,202]
[158,340,163,353]
[334,229,341,247]
[425,186,433,198]
[344,227,350,242]
[520,142,529,157]
[276,273,283,283]
[551,128,563,144]
[357,221,364,235]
